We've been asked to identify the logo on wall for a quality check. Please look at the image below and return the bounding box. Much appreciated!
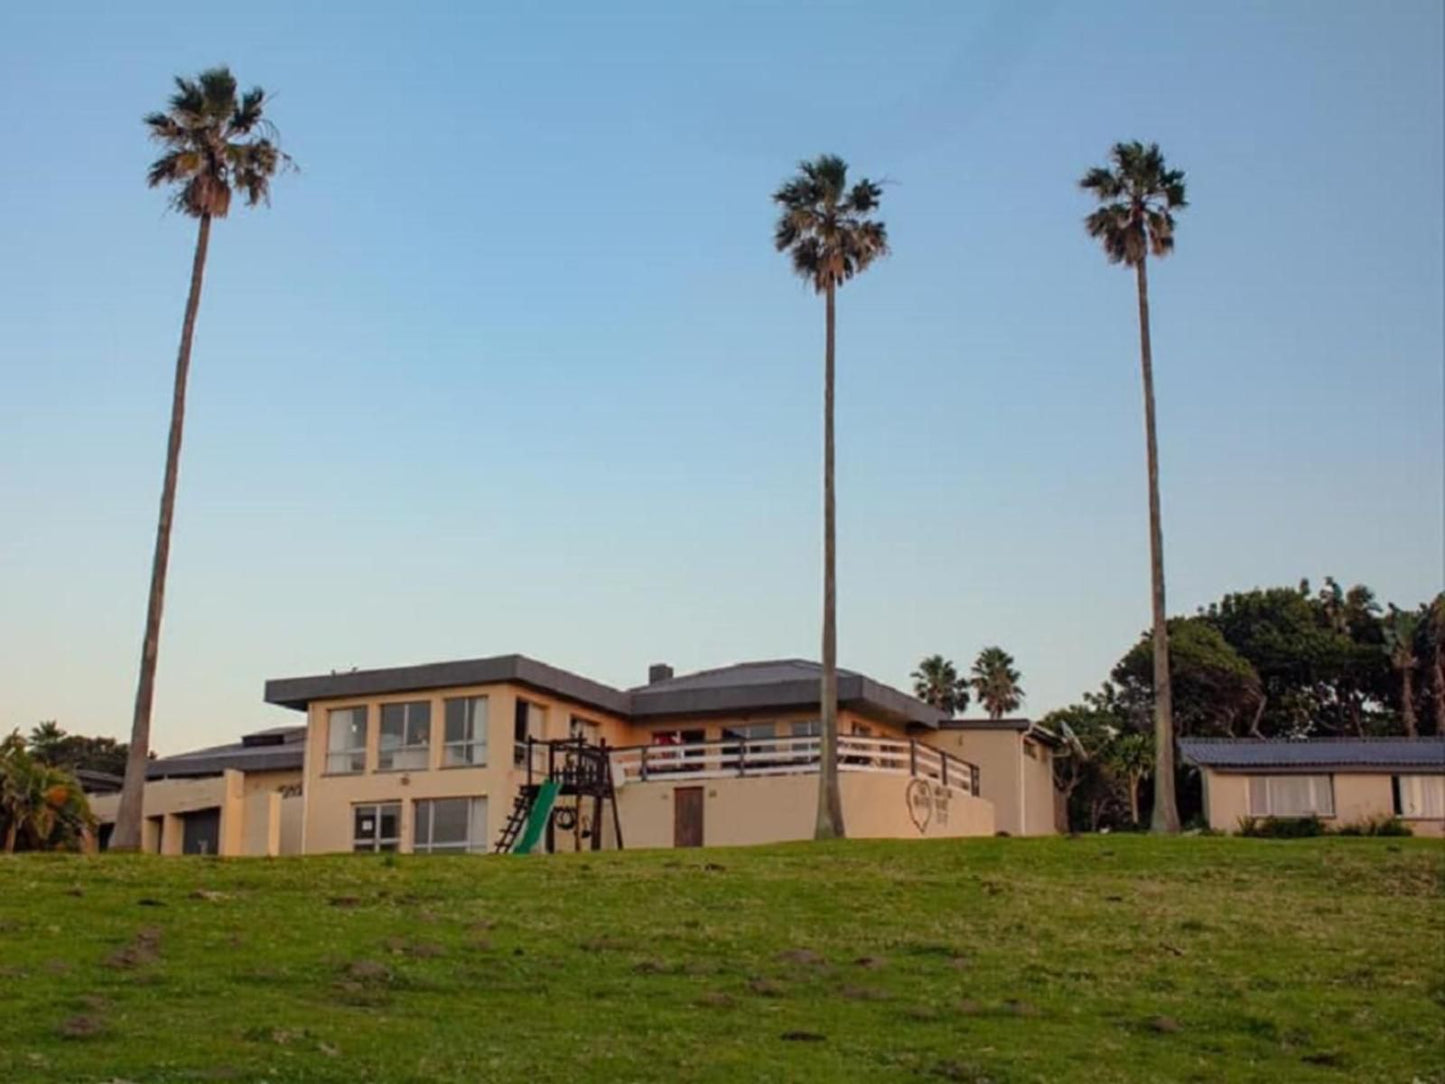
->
[905,778,952,835]
[906,778,932,834]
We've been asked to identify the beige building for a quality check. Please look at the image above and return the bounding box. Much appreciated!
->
[87,726,304,856]
[250,655,1058,855]
[1181,737,1445,837]
[926,719,1061,836]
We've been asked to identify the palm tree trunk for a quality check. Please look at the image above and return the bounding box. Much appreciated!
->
[111,213,212,852]
[816,282,845,840]
[1128,776,1140,826]
[1136,256,1180,834]
[3,821,17,854]
[1401,666,1417,737]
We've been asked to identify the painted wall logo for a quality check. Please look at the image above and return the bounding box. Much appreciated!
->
[906,778,952,835]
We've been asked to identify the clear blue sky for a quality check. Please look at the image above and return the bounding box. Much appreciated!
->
[2,1,1441,752]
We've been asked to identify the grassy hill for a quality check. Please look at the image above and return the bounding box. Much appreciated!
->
[0,836,1441,1083]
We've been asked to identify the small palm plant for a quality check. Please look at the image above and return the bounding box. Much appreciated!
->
[113,68,291,852]
[911,655,970,716]
[971,647,1024,720]
[773,155,888,840]
[1080,141,1187,833]
[1,732,94,853]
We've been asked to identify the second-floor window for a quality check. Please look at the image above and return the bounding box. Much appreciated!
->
[379,701,431,771]
[514,700,545,767]
[443,696,489,767]
[326,707,367,774]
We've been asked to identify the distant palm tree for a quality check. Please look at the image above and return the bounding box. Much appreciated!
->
[911,655,969,716]
[1383,606,1421,737]
[1080,141,1187,834]
[112,68,291,852]
[1428,594,1445,735]
[773,155,888,841]
[971,647,1023,720]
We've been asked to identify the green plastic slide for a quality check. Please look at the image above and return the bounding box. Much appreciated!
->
[512,780,560,855]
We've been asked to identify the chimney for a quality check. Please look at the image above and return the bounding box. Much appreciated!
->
[648,663,674,684]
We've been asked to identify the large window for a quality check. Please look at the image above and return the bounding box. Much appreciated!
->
[723,723,777,760]
[379,701,431,771]
[1394,775,1444,819]
[1247,775,1335,818]
[514,700,545,767]
[443,697,489,767]
[327,707,368,774]
[353,802,400,852]
[413,797,488,854]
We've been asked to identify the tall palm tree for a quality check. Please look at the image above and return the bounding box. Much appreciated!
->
[773,155,888,840]
[911,655,969,716]
[970,647,1023,720]
[1080,141,1187,834]
[112,68,290,852]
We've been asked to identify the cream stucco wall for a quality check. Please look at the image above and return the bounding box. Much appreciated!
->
[920,728,1057,836]
[90,767,303,856]
[1203,768,1445,837]
[614,771,993,849]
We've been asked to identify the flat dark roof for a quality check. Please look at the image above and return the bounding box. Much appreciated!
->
[264,655,945,730]
[1180,737,1445,773]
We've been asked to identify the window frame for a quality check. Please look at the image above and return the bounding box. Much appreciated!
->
[514,699,545,768]
[412,796,488,854]
[1247,774,1336,818]
[352,802,401,852]
[326,706,368,775]
[1394,774,1444,819]
[378,700,432,772]
[443,696,489,768]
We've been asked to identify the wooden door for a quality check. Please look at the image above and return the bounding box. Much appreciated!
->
[674,787,704,848]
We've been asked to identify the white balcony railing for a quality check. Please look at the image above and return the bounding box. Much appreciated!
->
[608,735,980,798]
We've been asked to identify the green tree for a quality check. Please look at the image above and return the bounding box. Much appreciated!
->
[773,154,888,840]
[1080,141,1188,834]
[115,68,291,852]
[1,732,94,853]
[1112,618,1264,737]
[26,723,131,776]
[970,647,1023,719]
[911,655,969,716]
[1427,594,1445,735]
[1106,731,1155,827]
[1383,606,1422,736]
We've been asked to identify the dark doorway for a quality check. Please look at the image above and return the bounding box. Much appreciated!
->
[674,787,704,848]
[181,808,221,855]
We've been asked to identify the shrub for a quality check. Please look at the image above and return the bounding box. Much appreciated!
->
[1335,815,1413,837]
[1236,815,1327,838]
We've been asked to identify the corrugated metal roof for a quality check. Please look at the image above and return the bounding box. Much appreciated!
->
[1179,737,1445,771]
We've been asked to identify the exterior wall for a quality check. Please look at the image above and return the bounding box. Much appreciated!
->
[614,771,993,850]
[921,728,1057,836]
[301,680,631,855]
[1203,768,1445,837]
[89,767,303,856]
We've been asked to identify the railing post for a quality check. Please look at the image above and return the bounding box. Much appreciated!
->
[909,739,918,777]
[738,738,747,777]
[971,764,980,797]
[941,752,948,789]
[640,745,649,782]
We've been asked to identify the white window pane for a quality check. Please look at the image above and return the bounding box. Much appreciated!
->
[1248,777,1268,815]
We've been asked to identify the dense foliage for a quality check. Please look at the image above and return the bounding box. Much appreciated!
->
[27,721,131,776]
[0,731,94,852]
[1044,580,1444,831]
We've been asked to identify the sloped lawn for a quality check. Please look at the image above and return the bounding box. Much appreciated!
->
[0,836,1441,1083]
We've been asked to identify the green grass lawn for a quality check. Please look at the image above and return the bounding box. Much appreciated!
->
[1,836,1441,1083]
